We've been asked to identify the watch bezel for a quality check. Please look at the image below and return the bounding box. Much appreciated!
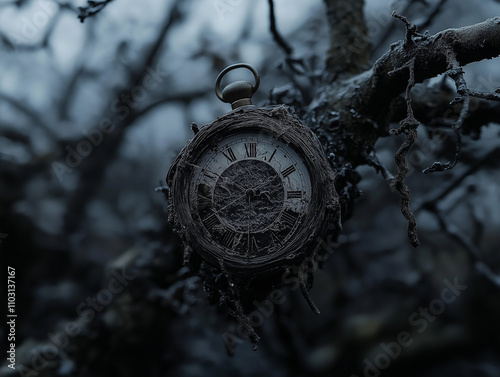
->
[167,105,339,276]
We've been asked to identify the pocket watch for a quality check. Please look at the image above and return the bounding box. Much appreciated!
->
[166,65,340,345]
[167,63,339,276]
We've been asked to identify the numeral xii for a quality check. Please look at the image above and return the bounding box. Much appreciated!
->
[245,142,257,158]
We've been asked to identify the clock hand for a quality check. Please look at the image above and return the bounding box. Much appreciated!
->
[211,179,272,218]
[211,191,249,216]
[250,177,274,191]
[219,176,246,192]
[232,180,247,192]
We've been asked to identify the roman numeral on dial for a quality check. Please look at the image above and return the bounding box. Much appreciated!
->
[281,165,296,178]
[245,142,257,158]
[271,231,282,246]
[203,171,218,181]
[250,236,259,254]
[202,214,219,230]
[221,230,237,249]
[267,149,277,163]
[287,191,303,199]
[222,147,237,163]
[280,210,298,226]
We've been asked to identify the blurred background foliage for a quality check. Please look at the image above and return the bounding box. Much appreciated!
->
[1,0,500,376]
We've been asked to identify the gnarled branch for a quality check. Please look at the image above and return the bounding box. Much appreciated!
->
[309,15,500,245]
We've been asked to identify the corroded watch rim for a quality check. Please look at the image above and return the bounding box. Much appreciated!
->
[167,105,340,276]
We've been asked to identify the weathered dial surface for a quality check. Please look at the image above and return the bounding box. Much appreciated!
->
[190,132,312,259]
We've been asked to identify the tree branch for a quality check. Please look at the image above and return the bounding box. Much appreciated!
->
[372,0,449,54]
[416,0,448,30]
[431,208,500,290]
[404,81,500,139]
[323,0,370,75]
[0,92,58,139]
[360,17,500,126]
[388,57,420,246]
[468,89,500,102]
[422,63,470,174]
[62,1,182,234]
[130,89,208,121]
[414,146,500,213]
[309,16,500,245]
[267,0,293,56]
[78,0,113,22]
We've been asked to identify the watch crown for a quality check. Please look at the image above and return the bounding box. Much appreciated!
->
[215,63,260,110]
[221,81,254,109]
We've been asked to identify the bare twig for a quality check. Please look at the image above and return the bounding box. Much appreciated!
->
[401,82,500,139]
[468,89,500,102]
[415,146,500,212]
[416,0,448,29]
[431,210,500,290]
[267,0,293,56]
[372,0,415,53]
[218,261,260,354]
[362,150,395,183]
[392,11,423,46]
[0,4,62,52]
[373,0,448,53]
[58,25,98,120]
[78,0,113,22]
[63,1,183,234]
[0,93,58,140]
[389,57,420,247]
[131,89,208,121]
[423,63,470,173]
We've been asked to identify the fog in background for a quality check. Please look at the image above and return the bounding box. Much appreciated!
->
[1,0,500,376]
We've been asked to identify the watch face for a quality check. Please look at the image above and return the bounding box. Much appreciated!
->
[189,132,312,259]
[168,106,339,275]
